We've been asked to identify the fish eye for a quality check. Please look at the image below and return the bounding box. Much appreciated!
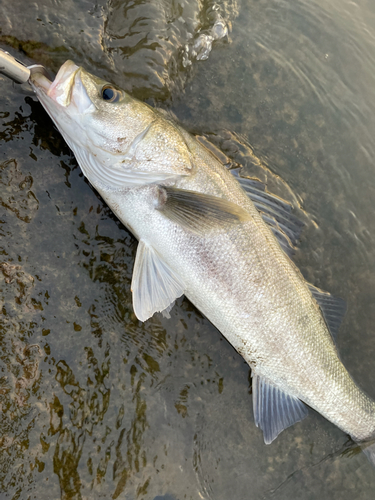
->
[101,85,121,103]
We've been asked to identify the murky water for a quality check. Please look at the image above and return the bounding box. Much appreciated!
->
[1,1,375,499]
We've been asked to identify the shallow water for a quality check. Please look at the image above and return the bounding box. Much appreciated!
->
[1,1,375,499]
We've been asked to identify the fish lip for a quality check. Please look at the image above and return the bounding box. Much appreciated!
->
[30,60,77,92]
[47,60,79,104]
[30,60,80,105]
[30,60,95,116]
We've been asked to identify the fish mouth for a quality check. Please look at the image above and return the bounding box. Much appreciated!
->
[30,60,79,105]
[30,60,94,114]
[30,60,76,94]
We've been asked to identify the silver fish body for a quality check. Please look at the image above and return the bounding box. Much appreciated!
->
[106,133,375,443]
[30,61,375,458]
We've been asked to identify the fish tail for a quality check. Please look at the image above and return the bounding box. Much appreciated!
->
[359,439,375,467]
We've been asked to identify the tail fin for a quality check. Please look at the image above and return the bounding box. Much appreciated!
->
[359,439,375,467]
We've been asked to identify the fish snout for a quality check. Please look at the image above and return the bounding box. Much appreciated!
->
[47,60,80,106]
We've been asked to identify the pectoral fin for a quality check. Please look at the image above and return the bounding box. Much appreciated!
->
[131,240,185,321]
[155,186,251,235]
[252,374,308,444]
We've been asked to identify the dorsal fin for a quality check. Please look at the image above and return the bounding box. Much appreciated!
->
[230,169,346,341]
[230,169,304,257]
[308,284,347,342]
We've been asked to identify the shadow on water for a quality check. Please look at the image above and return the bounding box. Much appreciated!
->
[1,0,375,499]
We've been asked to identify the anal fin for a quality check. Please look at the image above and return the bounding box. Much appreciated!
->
[131,240,185,321]
[252,374,308,444]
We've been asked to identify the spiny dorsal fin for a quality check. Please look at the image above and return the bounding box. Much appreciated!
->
[308,284,347,342]
[252,373,308,444]
[230,169,304,256]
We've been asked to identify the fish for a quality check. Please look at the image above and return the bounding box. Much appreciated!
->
[29,60,375,464]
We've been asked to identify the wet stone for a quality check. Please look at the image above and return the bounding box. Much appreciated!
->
[0,159,39,223]
[0,262,35,313]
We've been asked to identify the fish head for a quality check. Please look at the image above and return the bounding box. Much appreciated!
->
[30,60,193,190]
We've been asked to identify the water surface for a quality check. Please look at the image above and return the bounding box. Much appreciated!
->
[1,1,375,499]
